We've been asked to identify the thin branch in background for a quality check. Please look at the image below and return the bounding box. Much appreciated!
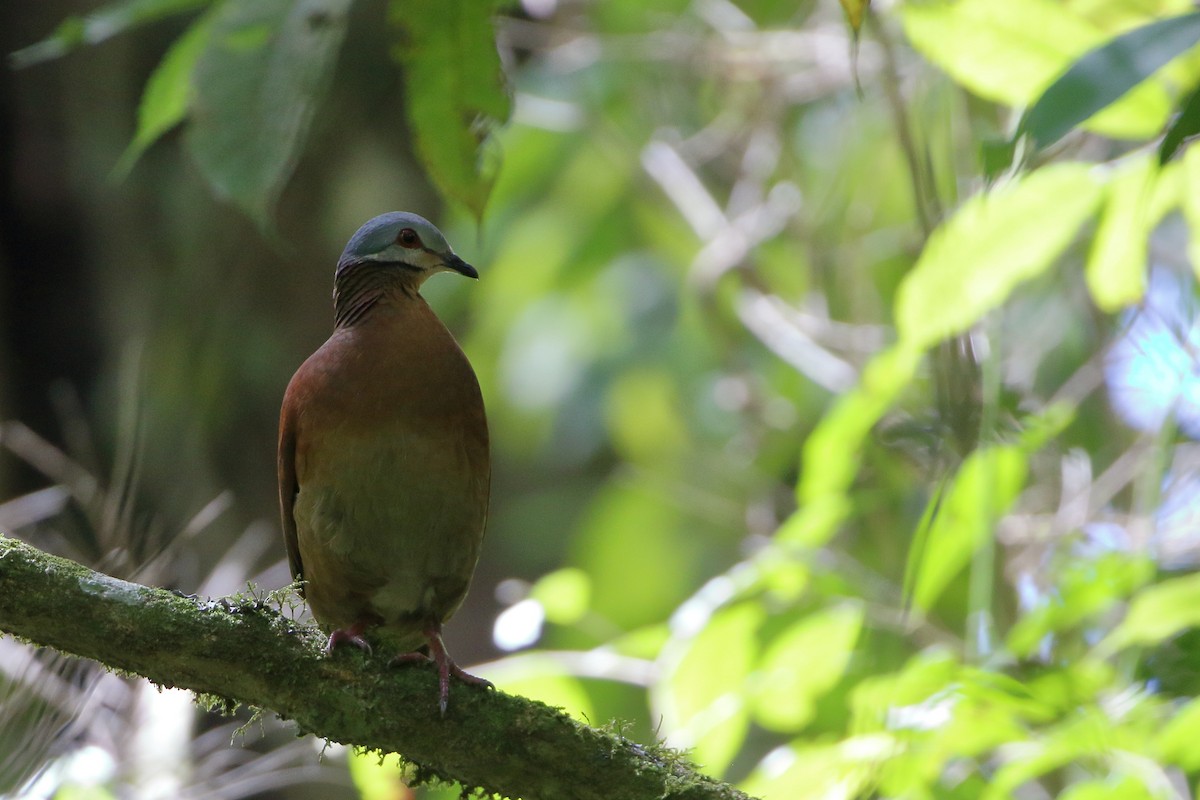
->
[867,13,940,238]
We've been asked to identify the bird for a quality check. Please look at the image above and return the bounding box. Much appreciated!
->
[277,212,491,714]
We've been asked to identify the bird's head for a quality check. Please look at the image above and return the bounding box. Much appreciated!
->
[336,212,477,284]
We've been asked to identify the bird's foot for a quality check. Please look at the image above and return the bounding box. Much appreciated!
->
[389,623,492,715]
[326,622,372,655]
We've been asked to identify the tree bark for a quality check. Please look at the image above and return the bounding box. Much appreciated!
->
[0,534,755,800]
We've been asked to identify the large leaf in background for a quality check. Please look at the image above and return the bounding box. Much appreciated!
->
[113,10,215,179]
[187,0,353,227]
[1021,11,1200,150]
[895,164,1103,351]
[390,0,511,220]
[10,0,212,68]
[655,602,762,777]
[900,0,1174,140]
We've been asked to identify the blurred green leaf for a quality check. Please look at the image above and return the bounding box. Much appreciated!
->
[1024,661,1113,716]
[1158,81,1200,165]
[1102,571,1200,652]
[572,482,699,629]
[347,750,405,800]
[852,649,961,722]
[895,164,1104,350]
[1154,696,1200,769]
[1085,155,1181,310]
[657,602,761,776]
[741,736,896,800]
[981,714,1105,800]
[529,567,591,625]
[605,368,688,464]
[1007,553,1154,657]
[10,0,211,68]
[113,10,214,179]
[390,0,511,220]
[187,0,352,227]
[1017,403,1076,452]
[1184,146,1200,282]
[52,786,119,800]
[1021,11,1200,150]
[909,445,1028,612]
[778,344,923,547]
[751,603,863,732]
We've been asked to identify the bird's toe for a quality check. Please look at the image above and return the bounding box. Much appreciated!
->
[326,626,373,654]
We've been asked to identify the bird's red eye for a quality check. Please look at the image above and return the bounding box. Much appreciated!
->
[397,228,421,248]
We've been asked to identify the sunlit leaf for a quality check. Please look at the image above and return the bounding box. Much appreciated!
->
[1085,156,1160,311]
[529,567,591,625]
[656,602,761,776]
[1021,11,1200,150]
[188,0,353,227]
[741,736,897,800]
[1007,553,1154,657]
[1155,696,1200,770]
[347,750,405,800]
[1102,571,1200,652]
[572,482,696,628]
[981,714,1105,800]
[851,649,962,724]
[909,445,1028,611]
[1024,661,1113,716]
[895,164,1104,351]
[751,604,863,732]
[605,368,688,464]
[901,0,1093,105]
[1057,776,1156,800]
[389,0,511,220]
[113,10,214,179]
[1184,146,1200,283]
[10,0,211,68]
[901,0,1172,139]
[1016,403,1075,452]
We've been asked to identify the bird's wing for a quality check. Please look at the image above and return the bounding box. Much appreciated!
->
[277,398,304,592]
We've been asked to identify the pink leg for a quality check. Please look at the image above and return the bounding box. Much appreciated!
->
[326,620,372,654]
[390,622,492,715]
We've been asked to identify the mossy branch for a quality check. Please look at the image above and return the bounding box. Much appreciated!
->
[0,534,754,800]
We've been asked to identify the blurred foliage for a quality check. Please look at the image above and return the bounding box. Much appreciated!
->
[7,0,1200,799]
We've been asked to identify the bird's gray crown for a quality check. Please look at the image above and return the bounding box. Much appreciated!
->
[338,212,452,269]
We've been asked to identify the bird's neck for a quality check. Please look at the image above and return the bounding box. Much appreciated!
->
[333,263,421,328]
